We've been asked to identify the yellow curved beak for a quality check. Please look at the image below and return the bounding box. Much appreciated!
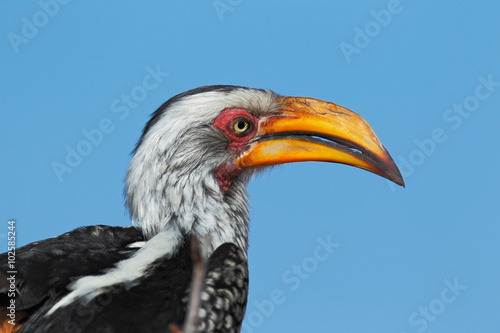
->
[236,96,404,187]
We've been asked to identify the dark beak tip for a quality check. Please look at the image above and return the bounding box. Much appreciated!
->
[377,157,405,188]
[395,176,406,188]
[388,168,405,188]
[380,149,405,188]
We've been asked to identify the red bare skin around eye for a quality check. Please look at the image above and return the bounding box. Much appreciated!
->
[212,108,259,193]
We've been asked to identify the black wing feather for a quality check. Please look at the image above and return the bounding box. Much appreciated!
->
[0,225,143,311]
[2,230,248,333]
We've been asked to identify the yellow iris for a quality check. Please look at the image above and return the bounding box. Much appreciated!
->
[234,120,249,133]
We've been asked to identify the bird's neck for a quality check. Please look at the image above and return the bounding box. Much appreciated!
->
[127,164,250,257]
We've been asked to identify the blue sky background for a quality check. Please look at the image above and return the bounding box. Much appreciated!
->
[1,1,499,332]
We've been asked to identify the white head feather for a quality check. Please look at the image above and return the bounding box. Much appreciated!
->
[126,86,279,255]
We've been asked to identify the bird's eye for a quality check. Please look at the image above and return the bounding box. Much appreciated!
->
[230,117,254,136]
[234,120,249,133]
[213,108,257,141]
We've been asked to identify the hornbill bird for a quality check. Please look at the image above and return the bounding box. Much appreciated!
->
[0,85,404,333]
